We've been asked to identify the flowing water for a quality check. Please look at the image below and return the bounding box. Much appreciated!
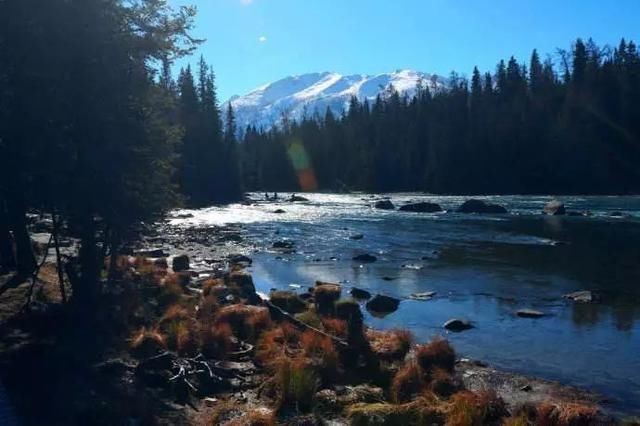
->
[171,193,640,415]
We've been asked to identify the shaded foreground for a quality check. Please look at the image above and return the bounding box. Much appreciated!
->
[0,244,626,425]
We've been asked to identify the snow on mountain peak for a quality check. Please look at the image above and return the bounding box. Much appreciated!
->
[222,70,445,132]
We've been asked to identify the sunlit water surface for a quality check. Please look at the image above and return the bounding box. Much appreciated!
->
[171,193,640,415]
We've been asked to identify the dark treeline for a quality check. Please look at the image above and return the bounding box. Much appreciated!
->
[0,1,240,310]
[240,38,640,195]
[172,58,242,206]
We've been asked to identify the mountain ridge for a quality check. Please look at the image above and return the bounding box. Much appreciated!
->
[222,69,445,131]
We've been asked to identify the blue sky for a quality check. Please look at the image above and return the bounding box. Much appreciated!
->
[168,0,640,101]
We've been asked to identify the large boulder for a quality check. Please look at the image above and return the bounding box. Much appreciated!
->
[366,295,400,315]
[289,194,309,202]
[543,199,566,215]
[374,200,395,210]
[399,202,443,213]
[457,199,508,214]
[172,254,190,272]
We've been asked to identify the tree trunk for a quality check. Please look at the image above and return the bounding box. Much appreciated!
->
[0,199,16,271]
[71,214,101,311]
[107,230,120,284]
[6,196,35,276]
[51,212,67,303]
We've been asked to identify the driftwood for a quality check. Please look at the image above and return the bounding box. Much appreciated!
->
[169,354,223,393]
[263,299,348,347]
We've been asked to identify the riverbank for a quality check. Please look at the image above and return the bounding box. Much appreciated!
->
[0,260,611,425]
[0,212,635,424]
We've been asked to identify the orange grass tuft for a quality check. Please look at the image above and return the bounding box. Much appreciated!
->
[391,360,427,403]
[367,328,414,361]
[416,337,456,373]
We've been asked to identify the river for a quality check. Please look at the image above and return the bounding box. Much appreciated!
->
[170,193,640,415]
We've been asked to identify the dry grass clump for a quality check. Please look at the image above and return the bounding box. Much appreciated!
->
[416,337,456,373]
[158,304,199,356]
[224,408,276,426]
[200,323,234,359]
[535,401,601,426]
[446,390,507,426]
[214,304,272,342]
[158,273,187,306]
[255,327,287,367]
[165,271,191,288]
[429,367,457,397]
[348,396,446,426]
[366,328,414,361]
[300,330,340,383]
[295,309,323,329]
[274,357,319,413]
[390,360,426,403]
[269,291,307,313]
[202,278,225,297]
[503,413,530,426]
[197,294,220,324]
[129,326,166,358]
[255,323,302,368]
[322,318,348,338]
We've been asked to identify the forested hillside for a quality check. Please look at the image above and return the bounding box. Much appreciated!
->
[240,39,640,195]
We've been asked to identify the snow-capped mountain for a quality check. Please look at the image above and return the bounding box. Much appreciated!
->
[222,69,445,132]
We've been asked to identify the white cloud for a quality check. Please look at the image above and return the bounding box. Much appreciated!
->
[258,35,267,43]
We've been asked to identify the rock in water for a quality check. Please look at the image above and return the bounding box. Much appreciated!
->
[273,209,286,214]
[172,254,190,272]
[563,290,594,303]
[516,309,545,318]
[399,202,443,213]
[457,199,508,214]
[136,248,167,258]
[410,291,436,301]
[353,253,377,262]
[350,234,364,240]
[273,240,295,249]
[374,200,395,210]
[227,254,252,265]
[366,295,400,314]
[350,288,372,300]
[543,199,566,215]
[443,319,473,332]
[289,194,309,202]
